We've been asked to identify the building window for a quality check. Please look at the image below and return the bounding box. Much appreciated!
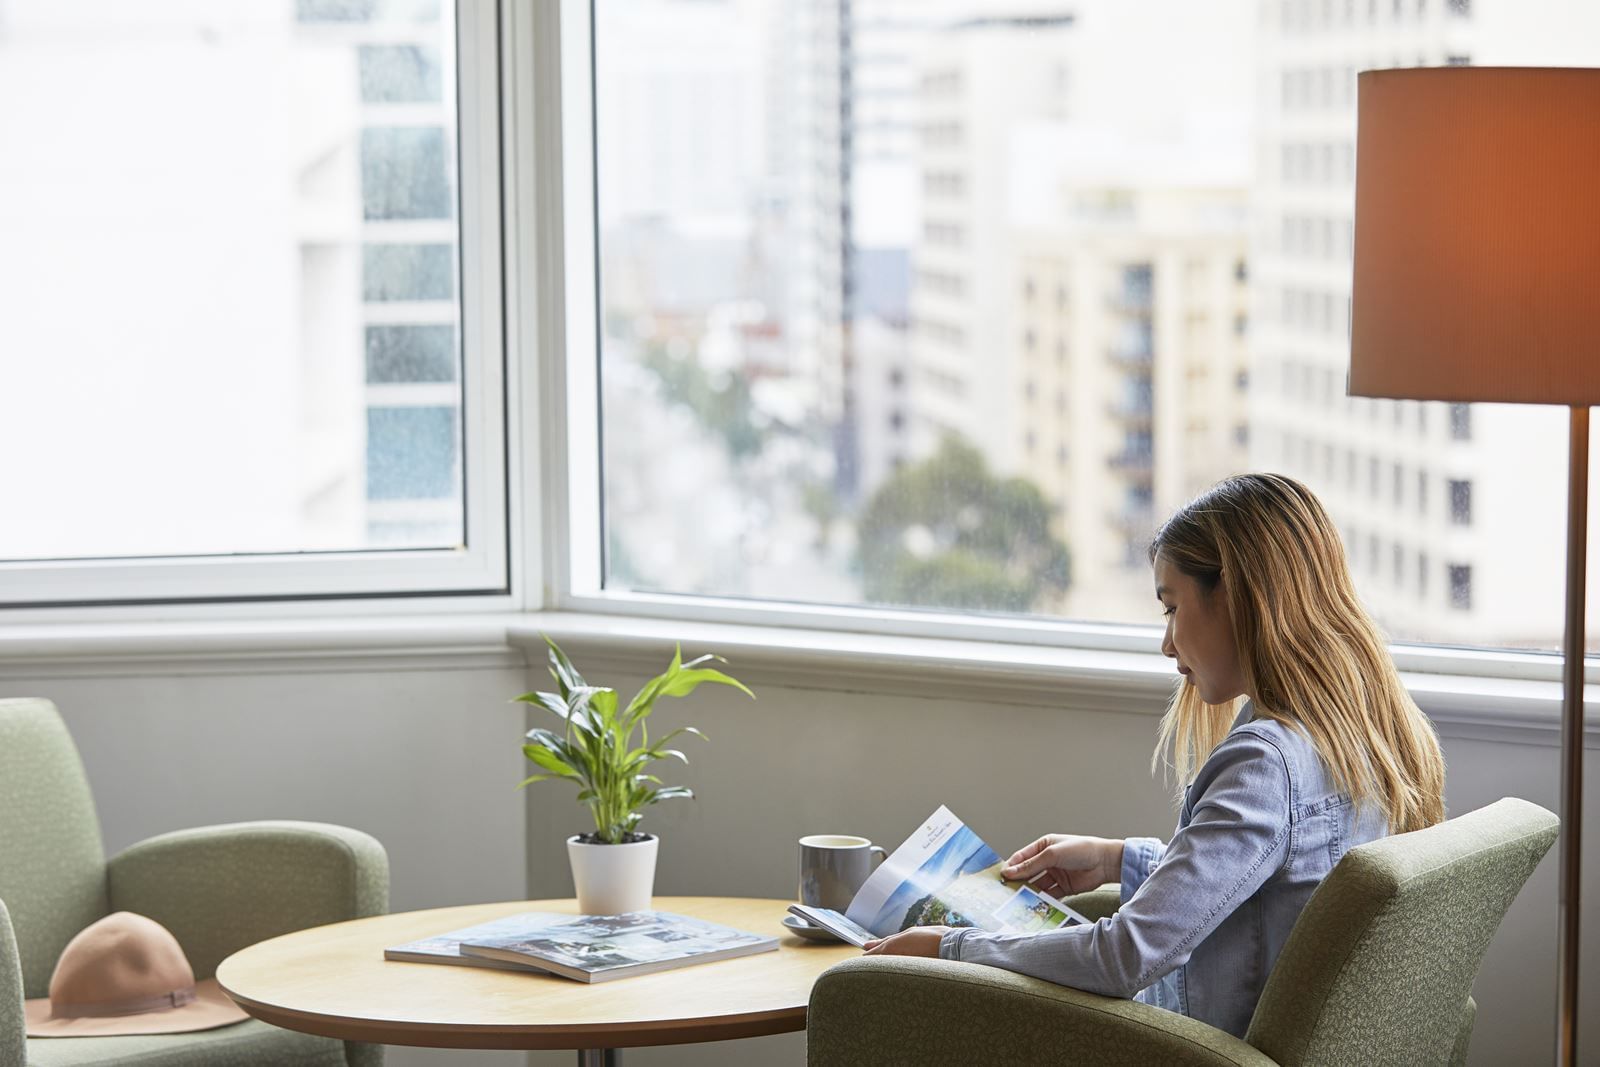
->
[1449,564,1472,610]
[366,326,457,384]
[1449,479,1473,525]
[359,45,443,104]
[1449,402,1473,440]
[1418,551,1429,600]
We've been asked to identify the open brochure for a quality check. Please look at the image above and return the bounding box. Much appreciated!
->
[836,805,1091,939]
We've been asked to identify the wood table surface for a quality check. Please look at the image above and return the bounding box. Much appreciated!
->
[214,896,860,1051]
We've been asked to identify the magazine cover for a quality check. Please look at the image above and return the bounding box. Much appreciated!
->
[844,805,1090,938]
[459,911,778,983]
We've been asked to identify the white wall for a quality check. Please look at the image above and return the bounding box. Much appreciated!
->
[3,635,1591,1067]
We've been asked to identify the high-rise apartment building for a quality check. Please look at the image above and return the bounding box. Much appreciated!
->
[906,15,1078,481]
[1251,0,1600,646]
[1014,178,1249,621]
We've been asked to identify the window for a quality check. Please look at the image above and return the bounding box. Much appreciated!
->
[1449,402,1473,441]
[578,0,1600,653]
[1449,480,1473,526]
[0,0,508,607]
[1449,564,1473,611]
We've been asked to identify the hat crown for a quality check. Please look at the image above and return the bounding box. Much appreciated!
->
[49,912,195,1014]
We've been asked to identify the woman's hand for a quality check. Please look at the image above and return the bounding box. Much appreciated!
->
[863,926,949,958]
[1003,834,1124,898]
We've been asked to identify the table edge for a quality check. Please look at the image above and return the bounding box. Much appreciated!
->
[220,986,808,1050]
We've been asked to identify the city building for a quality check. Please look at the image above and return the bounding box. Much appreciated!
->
[1014,176,1249,621]
[1250,0,1600,647]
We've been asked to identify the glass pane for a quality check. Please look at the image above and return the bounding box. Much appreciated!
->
[0,0,462,560]
[594,0,1600,653]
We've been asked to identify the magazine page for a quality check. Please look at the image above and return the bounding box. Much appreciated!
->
[844,805,1088,938]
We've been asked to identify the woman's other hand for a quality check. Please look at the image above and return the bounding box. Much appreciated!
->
[863,926,949,957]
[1003,834,1124,897]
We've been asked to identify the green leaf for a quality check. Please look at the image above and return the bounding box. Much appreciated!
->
[516,773,568,789]
[524,727,568,751]
[653,786,694,801]
[543,635,589,698]
[653,748,689,765]
[522,744,580,778]
[655,726,707,746]
[588,687,619,724]
[656,667,755,701]
[621,643,686,722]
[516,690,600,737]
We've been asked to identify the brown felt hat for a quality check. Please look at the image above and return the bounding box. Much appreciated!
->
[24,912,249,1038]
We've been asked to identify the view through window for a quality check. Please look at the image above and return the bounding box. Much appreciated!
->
[595,0,1600,653]
[0,0,463,562]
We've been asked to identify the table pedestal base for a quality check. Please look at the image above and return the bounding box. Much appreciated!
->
[578,1049,619,1067]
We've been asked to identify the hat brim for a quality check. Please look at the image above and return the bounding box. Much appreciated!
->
[25,978,250,1038]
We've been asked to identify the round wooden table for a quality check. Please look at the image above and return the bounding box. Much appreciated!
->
[215,896,858,1065]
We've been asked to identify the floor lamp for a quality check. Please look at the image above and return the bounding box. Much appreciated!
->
[1347,68,1599,1065]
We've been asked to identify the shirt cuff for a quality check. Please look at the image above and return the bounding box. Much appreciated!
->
[1120,836,1165,902]
[938,926,976,961]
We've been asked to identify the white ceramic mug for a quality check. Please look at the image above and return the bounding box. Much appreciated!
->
[799,834,887,911]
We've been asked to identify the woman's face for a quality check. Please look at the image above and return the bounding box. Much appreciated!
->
[1154,553,1248,706]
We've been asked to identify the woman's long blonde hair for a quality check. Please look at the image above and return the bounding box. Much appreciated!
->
[1149,473,1445,833]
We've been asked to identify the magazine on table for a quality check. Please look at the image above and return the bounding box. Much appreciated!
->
[456,911,778,983]
[384,912,569,973]
[799,805,1092,942]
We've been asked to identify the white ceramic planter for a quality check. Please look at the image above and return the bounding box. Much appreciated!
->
[567,834,659,915]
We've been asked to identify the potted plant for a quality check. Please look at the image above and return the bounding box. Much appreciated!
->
[516,635,754,915]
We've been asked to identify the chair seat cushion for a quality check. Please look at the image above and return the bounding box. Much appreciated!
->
[26,1019,347,1067]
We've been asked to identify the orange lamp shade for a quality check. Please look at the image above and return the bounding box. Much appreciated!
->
[1350,67,1600,405]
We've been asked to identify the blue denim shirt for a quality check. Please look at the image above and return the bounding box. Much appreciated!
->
[939,703,1389,1038]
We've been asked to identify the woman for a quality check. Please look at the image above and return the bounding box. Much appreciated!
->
[863,472,1447,1039]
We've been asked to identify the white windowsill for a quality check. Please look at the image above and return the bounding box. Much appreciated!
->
[0,610,1592,748]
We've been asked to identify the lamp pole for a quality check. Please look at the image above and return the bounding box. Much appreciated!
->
[1557,406,1587,1066]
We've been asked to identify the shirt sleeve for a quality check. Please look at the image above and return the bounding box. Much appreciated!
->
[1120,836,1166,902]
[938,729,1293,999]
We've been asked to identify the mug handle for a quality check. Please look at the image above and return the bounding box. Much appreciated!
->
[870,845,887,869]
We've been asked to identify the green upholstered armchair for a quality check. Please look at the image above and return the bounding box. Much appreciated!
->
[808,797,1557,1066]
[0,697,390,1067]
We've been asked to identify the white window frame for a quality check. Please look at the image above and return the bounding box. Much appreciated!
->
[532,0,1599,690]
[0,0,511,614]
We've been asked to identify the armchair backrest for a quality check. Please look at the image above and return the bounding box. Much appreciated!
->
[1245,796,1557,1066]
[0,698,109,998]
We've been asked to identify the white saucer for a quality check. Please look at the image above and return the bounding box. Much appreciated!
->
[782,914,849,943]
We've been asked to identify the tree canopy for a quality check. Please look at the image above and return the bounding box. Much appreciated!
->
[857,437,1071,613]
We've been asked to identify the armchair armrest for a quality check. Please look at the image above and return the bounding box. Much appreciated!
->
[808,956,1278,1067]
[107,820,388,982]
[1064,882,1122,922]
[0,899,23,1067]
